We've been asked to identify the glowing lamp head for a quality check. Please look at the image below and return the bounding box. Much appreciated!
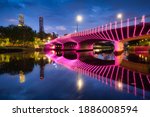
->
[117,13,123,19]
[76,15,83,22]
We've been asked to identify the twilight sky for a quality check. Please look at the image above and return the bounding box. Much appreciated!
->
[0,0,150,35]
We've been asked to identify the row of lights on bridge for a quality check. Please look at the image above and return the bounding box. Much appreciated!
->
[76,13,123,32]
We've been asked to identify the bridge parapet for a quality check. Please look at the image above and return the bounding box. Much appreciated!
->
[70,15,150,41]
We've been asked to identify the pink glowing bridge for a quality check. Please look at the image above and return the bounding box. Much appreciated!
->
[46,51,150,99]
[45,15,150,52]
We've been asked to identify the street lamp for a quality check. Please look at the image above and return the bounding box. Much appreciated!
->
[117,13,123,19]
[76,15,83,32]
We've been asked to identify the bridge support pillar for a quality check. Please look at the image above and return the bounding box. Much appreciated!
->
[62,44,64,50]
[115,53,124,65]
[114,41,124,53]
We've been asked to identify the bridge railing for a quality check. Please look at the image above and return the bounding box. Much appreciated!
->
[71,15,150,37]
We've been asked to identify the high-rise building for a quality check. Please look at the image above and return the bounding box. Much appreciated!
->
[18,14,24,26]
[39,16,44,33]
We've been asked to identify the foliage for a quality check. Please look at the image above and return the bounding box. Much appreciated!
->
[0,25,36,44]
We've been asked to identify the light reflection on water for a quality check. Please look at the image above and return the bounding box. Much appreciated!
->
[0,50,149,100]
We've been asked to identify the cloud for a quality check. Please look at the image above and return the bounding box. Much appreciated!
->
[45,26,54,31]
[45,25,66,33]
[56,26,66,31]
[7,18,18,23]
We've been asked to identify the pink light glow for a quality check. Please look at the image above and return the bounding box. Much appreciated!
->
[147,75,150,84]
[94,28,99,39]
[51,45,55,49]
[127,18,130,38]
[106,66,111,78]
[110,23,115,40]
[139,74,145,99]
[133,72,137,96]
[91,66,97,77]
[115,21,119,41]
[139,15,145,36]
[95,27,100,39]
[114,41,124,52]
[101,66,107,82]
[120,20,124,39]
[115,67,119,81]
[121,67,124,82]
[45,50,149,99]
[127,70,129,93]
[147,29,150,34]
[98,26,105,39]
[96,66,102,76]
[105,24,111,40]
[95,66,101,78]
[133,17,137,37]
[101,25,108,40]
[110,66,115,87]
[98,66,105,76]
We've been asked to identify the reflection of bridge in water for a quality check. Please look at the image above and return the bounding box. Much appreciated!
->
[46,51,150,99]
[45,15,150,52]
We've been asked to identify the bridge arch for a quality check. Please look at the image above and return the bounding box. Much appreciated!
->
[44,15,150,53]
[63,41,77,50]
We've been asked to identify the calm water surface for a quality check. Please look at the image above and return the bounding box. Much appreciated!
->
[0,50,150,100]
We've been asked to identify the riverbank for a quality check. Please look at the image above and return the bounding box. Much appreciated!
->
[0,46,43,53]
[128,46,150,53]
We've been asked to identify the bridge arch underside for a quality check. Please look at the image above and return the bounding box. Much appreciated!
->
[54,43,62,50]
[63,42,77,50]
[44,42,62,50]
[77,39,112,51]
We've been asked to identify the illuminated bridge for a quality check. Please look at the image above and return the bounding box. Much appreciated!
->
[46,51,150,99]
[45,15,150,52]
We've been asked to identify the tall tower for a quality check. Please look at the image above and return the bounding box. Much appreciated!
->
[18,14,24,26]
[39,16,44,33]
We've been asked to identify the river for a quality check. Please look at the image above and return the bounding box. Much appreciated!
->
[0,50,149,100]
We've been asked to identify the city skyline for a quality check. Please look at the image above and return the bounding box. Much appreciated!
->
[0,0,150,35]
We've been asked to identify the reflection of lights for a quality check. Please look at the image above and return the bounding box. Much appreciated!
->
[77,74,84,91]
[51,45,55,49]
[94,49,101,53]
[77,78,83,91]
[145,57,148,62]
[53,63,57,68]
[51,50,55,54]
[48,58,52,63]
[115,81,123,91]
[141,55,144,59]
[115,53,124,65]
[19,71,25,83]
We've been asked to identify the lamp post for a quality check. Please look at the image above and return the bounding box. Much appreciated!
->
[76,15,83,32]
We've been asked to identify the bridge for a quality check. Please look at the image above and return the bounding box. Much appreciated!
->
[45,51,150,99]
[45,15,150,52]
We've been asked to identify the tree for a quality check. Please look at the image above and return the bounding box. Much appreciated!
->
[0,25,36,45]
